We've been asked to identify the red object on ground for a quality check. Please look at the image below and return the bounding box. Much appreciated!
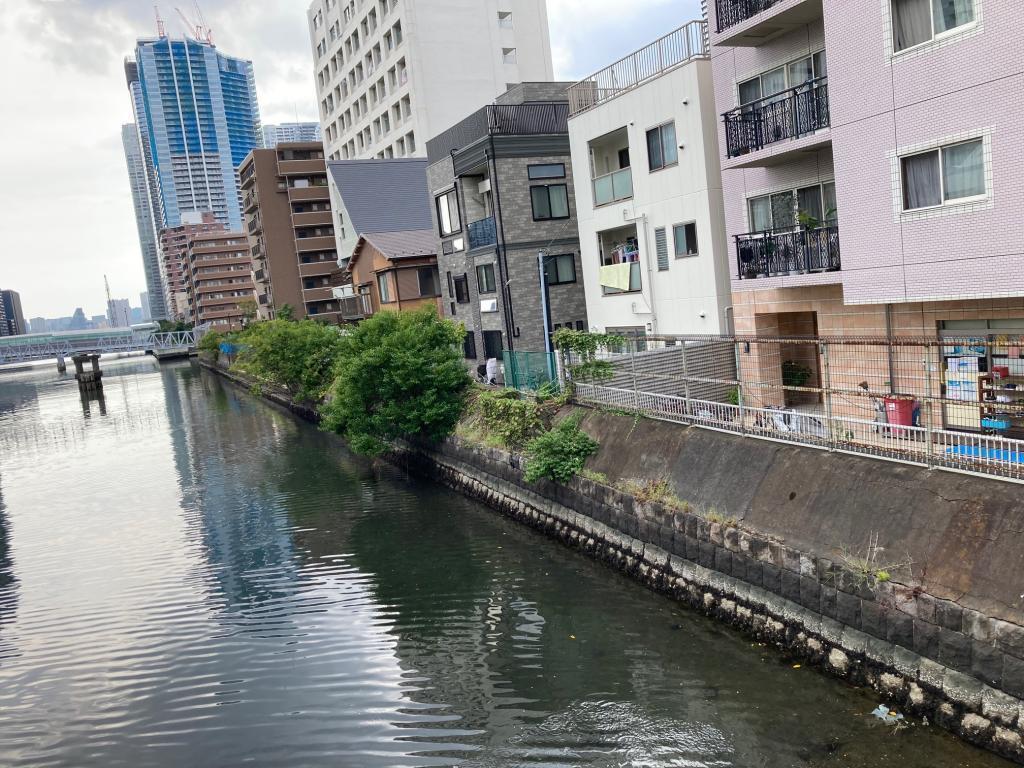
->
[884,396,915,436]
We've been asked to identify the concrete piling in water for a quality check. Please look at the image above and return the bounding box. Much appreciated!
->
[56,355,67,374]
[72,354,103,393]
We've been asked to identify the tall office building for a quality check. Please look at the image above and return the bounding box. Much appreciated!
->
[107,298,132,328]
[0,290,26,336]
[306,0,554,162]
[262,122,322,147]
[140,291,151,321]
[125,35,262,232]
[122,123,170,320]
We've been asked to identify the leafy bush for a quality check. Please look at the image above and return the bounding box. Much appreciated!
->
[478,390,544,452]
[524,413,598,484]
[233,319,344,403]
[552,329,626,384]
[197,330,225,359]
[782,360,813,388]
[321,307,471,456]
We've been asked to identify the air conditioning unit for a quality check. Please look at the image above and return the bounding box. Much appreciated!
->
[480,298,498,313]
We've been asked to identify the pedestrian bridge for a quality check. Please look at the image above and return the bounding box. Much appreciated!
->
[0,325,204,366]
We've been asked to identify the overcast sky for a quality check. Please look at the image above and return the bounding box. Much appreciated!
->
[0,0,701,319]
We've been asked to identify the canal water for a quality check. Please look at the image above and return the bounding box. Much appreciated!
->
[0,359,1011,767]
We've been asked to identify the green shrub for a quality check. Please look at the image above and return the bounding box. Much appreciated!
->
[478,390,544,451]
[198,330,225,359]
[552,329,625,384]
[321,307,471,456]
[579,468,609,484]
[524,413,598,484]
[232,319,344,403]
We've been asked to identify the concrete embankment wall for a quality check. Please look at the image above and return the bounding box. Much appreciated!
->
[201,360,1024,761]
[397,412,1024,763]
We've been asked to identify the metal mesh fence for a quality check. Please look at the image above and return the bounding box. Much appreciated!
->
[563,334,1024,483]
[505,350,558,392]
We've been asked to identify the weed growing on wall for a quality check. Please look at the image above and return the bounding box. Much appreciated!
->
[524,413,598,483]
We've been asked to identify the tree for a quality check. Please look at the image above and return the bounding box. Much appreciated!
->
[232,319,344,403]
[276,303,295,321]
[321,308,471,455]
[238,298,258,324]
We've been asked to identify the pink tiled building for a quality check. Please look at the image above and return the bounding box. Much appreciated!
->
[710,0,1024,431]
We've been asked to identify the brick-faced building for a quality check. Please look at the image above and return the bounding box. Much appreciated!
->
[425,83,587,369]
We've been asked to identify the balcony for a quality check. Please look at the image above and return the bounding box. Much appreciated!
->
[288,185,330,202]
[295,235,337,252]
[292,210,333,227]
[714,0,824,46]
[568,21,708,116]
[593,168,633,207]
[337,293,372,320]
[599,261,642,295]
[735,224,840,280]
[254,269,266,282]
[723,78,829,161]
[277,159,325,176]
[467,216,497,250]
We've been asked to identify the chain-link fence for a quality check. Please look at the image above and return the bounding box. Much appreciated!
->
[563,334,1024,483]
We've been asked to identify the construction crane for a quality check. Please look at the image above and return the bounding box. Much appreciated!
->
[175,1,213,44]
[155,5,166,37]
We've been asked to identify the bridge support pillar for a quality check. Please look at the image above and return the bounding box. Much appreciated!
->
[72,354,103,393]
[56,355,67,374]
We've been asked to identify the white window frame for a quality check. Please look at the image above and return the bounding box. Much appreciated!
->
[899,137,987,212]
[890,0,978,56]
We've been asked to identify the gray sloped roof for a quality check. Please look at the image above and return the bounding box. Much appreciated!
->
[327,158,433,234]
[363,229,436,260]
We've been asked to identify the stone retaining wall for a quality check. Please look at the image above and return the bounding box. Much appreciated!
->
[397,438,1024,763]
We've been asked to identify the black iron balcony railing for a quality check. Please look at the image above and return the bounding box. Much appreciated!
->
[716,0,785,32]
[467,216,497,250]
[724,78,829,158]
[736,224,840,279]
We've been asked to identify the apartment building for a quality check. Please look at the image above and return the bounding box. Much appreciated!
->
[306,0,554,163]
[262,122,322,147]
[0,290,25,336]
[426,83,586,367]
[185,232,256,330]
[240,142,345,323]
[567,20,732,338]
[159,213,226,323]
[711,0,1024,434]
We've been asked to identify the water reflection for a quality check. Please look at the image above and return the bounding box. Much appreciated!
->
[0,361,1012,768]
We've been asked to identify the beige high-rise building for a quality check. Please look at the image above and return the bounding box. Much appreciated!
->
[306,0,554,162]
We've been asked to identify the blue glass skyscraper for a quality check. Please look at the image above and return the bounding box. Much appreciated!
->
[126,36,262,232]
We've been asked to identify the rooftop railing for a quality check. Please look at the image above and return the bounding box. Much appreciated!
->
[568,20,708,117]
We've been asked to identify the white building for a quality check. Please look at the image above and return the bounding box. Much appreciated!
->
[306,0,554,163]
[107,299,132,328]
[262,122,323,147]
[566,20,733,338]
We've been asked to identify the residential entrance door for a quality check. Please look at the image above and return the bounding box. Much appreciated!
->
[482,331,503,361]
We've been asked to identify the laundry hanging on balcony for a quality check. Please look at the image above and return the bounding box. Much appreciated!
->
[599,263,634,291]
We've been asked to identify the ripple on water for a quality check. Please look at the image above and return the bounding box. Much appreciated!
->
[0,360,1014,768]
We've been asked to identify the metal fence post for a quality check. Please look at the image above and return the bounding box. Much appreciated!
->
[629,335,640,414]
[680,340,692,419]
[822,341,836,451]
[924,343,935,470]
[734,340,746,436]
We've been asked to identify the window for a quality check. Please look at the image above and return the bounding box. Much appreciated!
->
[892,0,974,52]
[463,331,477,360]
[673,223,699,258]
[417,267,439,297]
[436,189,461,235]
[901,138,984,210]
[748,181,836,231]
[476,263,496,293]
[646,122,678,171]
[543,254,576,285]
[738,51,827,106]
[453,275,470,303]
[377,273,392,303]
[530,184,570,220]
[502,47,517,64]
[528,163,565,180]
